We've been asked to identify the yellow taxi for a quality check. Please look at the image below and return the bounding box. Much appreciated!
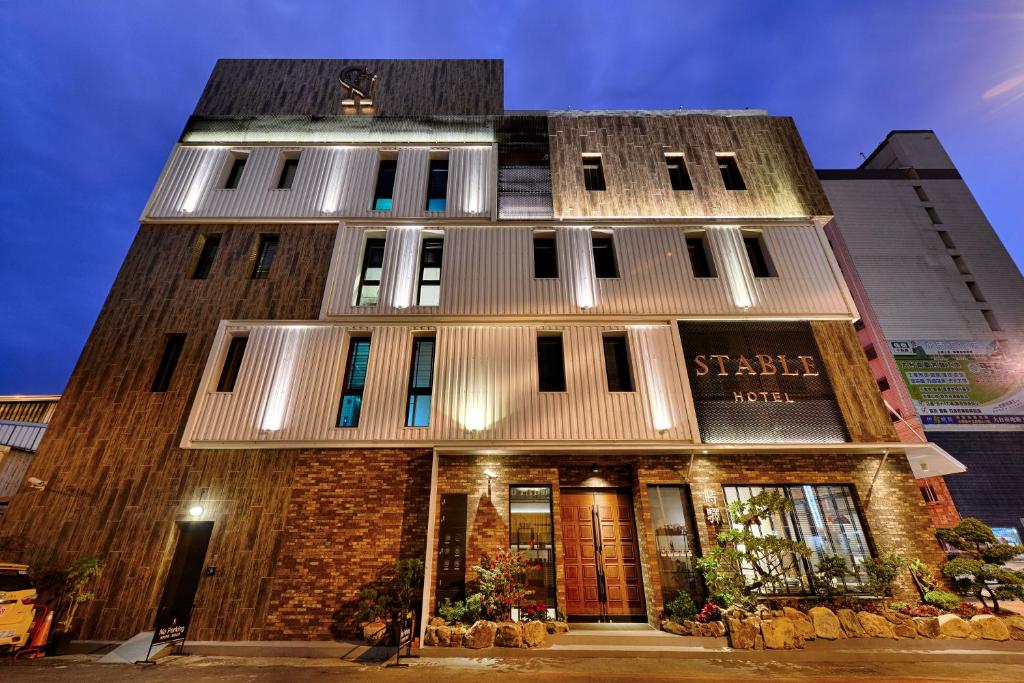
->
[0,563,38,652]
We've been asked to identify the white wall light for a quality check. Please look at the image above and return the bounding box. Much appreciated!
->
[188,505,204,517]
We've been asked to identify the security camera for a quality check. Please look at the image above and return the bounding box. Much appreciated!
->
[26,477,47,491]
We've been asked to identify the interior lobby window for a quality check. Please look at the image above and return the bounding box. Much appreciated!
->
[722,484,870,595]
[509,485,557,614]
[648,485,703,603]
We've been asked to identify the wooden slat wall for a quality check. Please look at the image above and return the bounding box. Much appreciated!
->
[812,320,899,442]
[548,113,832,219]
[194,59,504,117]
[145,145,495,221]
[184,322,693,446]
[321,224,854,318]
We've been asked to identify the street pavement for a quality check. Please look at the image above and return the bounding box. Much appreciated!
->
[3,653,1024,682]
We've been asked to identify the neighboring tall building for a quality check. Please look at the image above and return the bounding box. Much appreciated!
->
[1,61,955,644]
[821,130,1024,541]
[0,395,59,521]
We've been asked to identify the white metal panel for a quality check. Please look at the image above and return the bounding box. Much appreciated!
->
[182,322,694,447]
[144,144,495,221]
[322,224,854,319]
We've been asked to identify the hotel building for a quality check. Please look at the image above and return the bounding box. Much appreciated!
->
[1,60,958,643]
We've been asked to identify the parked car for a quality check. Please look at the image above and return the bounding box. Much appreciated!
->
[0,563,37,653]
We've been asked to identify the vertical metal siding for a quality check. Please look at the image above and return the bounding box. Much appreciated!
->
[183,322,694,446]
[145,144,495,220]
[321,224,854,318]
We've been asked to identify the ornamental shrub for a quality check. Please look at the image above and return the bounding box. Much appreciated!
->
[922,589,960,612]
[937,518,1024,613]
[472,547,534,621]
[811,554,849,600]
[859,552,906,597]
[438,598,466,625]
[665,591,698,622]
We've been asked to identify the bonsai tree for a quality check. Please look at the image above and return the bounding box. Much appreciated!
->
[695,490,811,608]
[859,552,906,597]
[937,518,1024,613]
[472,546,533,621]
[355,559,424,642]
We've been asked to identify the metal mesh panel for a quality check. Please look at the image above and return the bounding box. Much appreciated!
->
[498,166,553,219]
[678,321,848,444]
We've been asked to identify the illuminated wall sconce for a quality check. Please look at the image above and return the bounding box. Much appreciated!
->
[590,463,599,473]
[484,469,497,497]
[188,505,205,518]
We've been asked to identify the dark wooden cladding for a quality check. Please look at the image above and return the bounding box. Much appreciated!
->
[194,59,504,117]
[0,222,364,641]
[811,320,899,443]
[548,114,832,219]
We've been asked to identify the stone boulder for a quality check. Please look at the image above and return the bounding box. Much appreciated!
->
[970,615,1010,641]
[893,623,918,639]
[857,611,897,639]
[449,627,466,648]
[807,607,844,640]
[523,620,547,647]
[429,617,446,628]
[362,621,388,645]
[1004,615,1024,641]
[495,622,524,648]
[837,609,865,637]
[936,614,973,639]
[464,620,497,649]
[546,620,569,635]
[761,617,803,650]
[699,621,726,638]
[914,617,941,639]
[662,620,692,636]
[783,607,816,641]
[726,615,760,649]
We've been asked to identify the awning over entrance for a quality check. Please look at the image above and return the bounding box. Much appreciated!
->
[902,442,967,479]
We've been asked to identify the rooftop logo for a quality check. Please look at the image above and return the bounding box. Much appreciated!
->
[339,66,378,115]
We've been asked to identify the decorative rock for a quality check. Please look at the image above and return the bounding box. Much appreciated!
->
[837,609,865,637]
[546,620,570,635]
[726,615,759,649]
[662,620,692,636]
[429,617,446,628]
[783,607,816,641]
[970,615,1010,641]
[362,621,388,645]
[936,614,973,639]
[423,626,438,647]
[761,617,802,650]
[449,627,465,648]
[914,617,941,639]
[523,620,547,647]
[857,612,897,639]
[464,620,497,649]
[807,607,844,640]
[893,623,918,639]
[1004,615,1024,641]
[495,622,524,648]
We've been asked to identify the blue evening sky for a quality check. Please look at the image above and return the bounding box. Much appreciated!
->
[1,0,1022,393]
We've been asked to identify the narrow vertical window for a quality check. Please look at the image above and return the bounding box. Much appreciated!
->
[223,153,247,189]
[716,154,746,190]
[426,156,449,211]
[912,185,929,202]
[982,310,1002,332]
[582,154,606,191]
[602,334,634,392]
[877,376,890,392]
[592,232,619,278]
[533,231,559,278]
[665,154,693,191]
[276,154,300,189]
[406,336,436,427]
[537,334,566,392]
[191,234,221,280]
[338,336,371,427]
[417,237,444,306]
[250,234,279,279]
[373,157,397,210]
[966,281,986,302]
[356,237,386,306]
[952,255,971,275]
[925,207,942,224]
[150,334,185,392]
[685,234,715,278]
[937,231,956,249]
[743,234,775,277]
[216,335,248,392]
[864,344,878,361]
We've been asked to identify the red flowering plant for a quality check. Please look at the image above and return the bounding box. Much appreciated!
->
[693,601,722,623]
[472,546,534,622]
[520,601,549,622]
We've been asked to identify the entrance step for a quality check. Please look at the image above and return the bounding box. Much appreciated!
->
[552,624,724,650]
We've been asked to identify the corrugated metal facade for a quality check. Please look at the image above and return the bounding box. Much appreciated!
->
[0,420,48,452]
[321,224,854,318]
[183,322,693,447]
[144,145,495,220]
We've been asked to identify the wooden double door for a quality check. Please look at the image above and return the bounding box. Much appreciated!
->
[560,490,645,619]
